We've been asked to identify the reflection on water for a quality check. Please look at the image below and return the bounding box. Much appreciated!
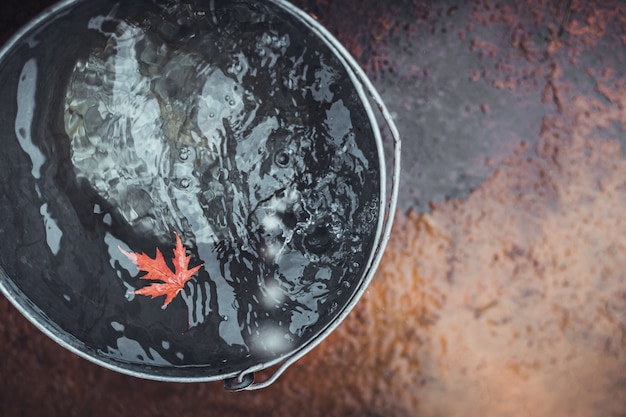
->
[3,0,381,374]
[15,58,45,180]
[39,203,63,256]
[15,58,63,255]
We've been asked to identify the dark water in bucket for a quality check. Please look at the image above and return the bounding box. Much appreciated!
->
[0,0,381,378]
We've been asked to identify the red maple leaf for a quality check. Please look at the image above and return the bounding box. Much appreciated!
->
[120,232,203,309]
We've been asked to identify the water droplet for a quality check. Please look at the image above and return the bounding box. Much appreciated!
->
[225,95,231,101]
[228,99,236,106]
[274,150,290,167]
[179,147,190,161]
[180,178,191,189]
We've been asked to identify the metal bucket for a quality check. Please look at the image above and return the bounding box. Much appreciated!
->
[0,0,400,390]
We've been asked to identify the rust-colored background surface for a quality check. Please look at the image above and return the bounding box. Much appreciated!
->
[2,1,626,416]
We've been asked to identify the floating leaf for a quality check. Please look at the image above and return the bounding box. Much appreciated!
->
[120,232,203,309]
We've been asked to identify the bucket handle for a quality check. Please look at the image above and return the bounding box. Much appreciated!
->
[222,354,301,391]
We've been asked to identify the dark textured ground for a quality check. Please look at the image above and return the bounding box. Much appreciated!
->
[2,1,626,416]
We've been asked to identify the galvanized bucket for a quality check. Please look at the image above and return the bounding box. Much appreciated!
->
[0,0,400,390]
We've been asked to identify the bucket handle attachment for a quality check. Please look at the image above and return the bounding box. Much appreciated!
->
[223,372,256,391]
[223,355,300,391]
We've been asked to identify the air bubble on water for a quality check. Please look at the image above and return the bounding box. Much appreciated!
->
[179,147,190,161]
[63,294,71,302]
[208,112,215,119]
[342,281,351,289]
[228,99,235,106]
[222,315,228,321]
[274,150,290,167]
[180,178,191,189]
